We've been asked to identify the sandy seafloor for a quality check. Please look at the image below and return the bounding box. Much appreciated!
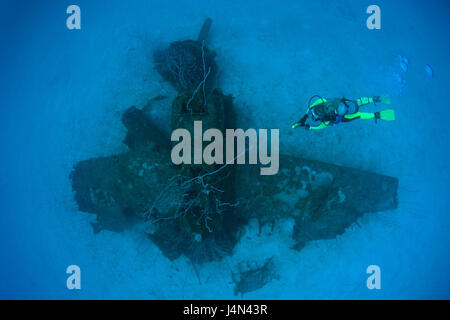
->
[0,0,449,299]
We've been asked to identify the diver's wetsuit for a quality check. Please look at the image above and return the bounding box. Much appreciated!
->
[340,99,359,121]
[294,96,382,130]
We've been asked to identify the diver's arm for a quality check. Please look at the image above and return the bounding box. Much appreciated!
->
[291,114,309,129]
[296,102,319,128]
[292,97,328,129]
[299,114,308,125]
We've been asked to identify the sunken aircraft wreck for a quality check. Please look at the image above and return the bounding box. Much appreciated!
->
[70,19,398,295]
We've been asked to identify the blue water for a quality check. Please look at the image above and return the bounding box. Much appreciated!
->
[1,0,449,299]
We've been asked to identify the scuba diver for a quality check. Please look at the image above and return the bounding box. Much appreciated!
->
[291,95,395,130]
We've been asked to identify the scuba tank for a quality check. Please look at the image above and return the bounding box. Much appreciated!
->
[310,97,342,122]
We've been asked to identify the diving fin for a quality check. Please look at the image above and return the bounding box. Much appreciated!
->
[379,109,395,121]
[378,94,391,105]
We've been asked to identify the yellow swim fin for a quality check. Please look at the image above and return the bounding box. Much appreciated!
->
[379,109,395,121]
[378,94,391,105]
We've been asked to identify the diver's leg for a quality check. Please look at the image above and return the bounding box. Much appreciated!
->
[344,112,375,121]
[359,112,376,120]
[357,96,391,107]
[345,110,394,122]
[356,97,374,107]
